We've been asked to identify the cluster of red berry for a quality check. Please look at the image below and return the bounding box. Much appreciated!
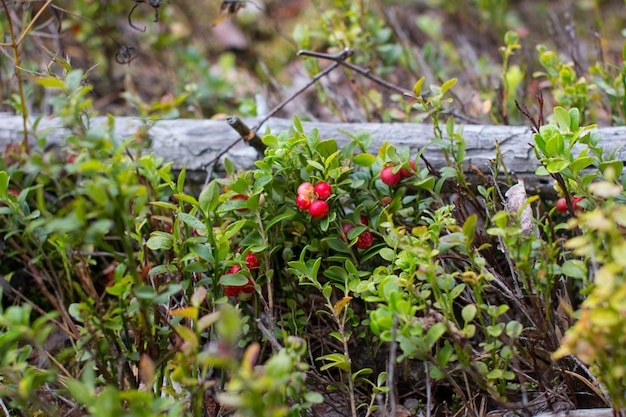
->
[295,181,332,219]
[555,195,584,213]
[380,160,415,186]
[342,215,374,249]
[223,253,259,298]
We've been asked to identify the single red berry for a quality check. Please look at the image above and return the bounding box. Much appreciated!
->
[246,253,259,269]
[297,182,314,197]
[572,196,584,211]
[241,278,256,294]
[356,231,374,249]
[380,166,401,186]
[308,200,329,219]
[67,155,77,164]
[555,198,568,213]
[399,168,411,178]
[360,215,369,226]
[224,286,241,297]
[296,194,312,210]
[7,188,18,197]
[231,194,249,212]
[399,161,415,178]
[341,223,355,241]
[314,182,332,200]
[229,265,241,274]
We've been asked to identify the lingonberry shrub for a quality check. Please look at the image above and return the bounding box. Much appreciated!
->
[3,72,626,417]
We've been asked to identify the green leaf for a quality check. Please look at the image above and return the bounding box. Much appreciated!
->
[34,77,66,89]
[379,248,395,261]
[546,159,569,173]
[0,171,8,196]
[198,181,220,213]
[318,139,338,157]
[65,378,94,406]
[353,153,376,167]
[486,369,503,380]
[293,114,304,133]
[219,273,248,286]
[553,106,571,132]
[304,392,324,404]
[461,304,477,323]
[449,283,465,300]
[599,160,624,180]
[569,107,580,131]
[436,343,454,368]
[239,230,263,247]
[413,77,425,96]
[223,219,246,239]
[570,156,595,174]
[318,353,350,372]
[178,212,206,232]
[266,210,295,230]
[462,214,477,245]
[425,322,446,347]
[505,320,523,338]
[134,285,156,300]
[307,159,325,172]
[416,176,435,190]
[545,134,564,157]
[561,259,587,279]
[146,232,174,250]
[440,78,457,94]
[533,133,546,155]
[189,243,213,261]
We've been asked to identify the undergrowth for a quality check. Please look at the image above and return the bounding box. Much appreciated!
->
[1,1,626,416]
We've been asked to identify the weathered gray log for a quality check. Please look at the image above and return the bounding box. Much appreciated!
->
[2,113,625,194]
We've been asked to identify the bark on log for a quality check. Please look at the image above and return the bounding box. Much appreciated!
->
[2,113,625,195]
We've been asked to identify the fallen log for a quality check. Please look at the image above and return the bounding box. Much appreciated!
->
[1,113,625,195]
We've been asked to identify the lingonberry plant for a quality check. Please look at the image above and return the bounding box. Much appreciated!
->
[4,1,626,414]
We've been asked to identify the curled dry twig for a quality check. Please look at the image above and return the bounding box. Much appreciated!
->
[128,0,162,32]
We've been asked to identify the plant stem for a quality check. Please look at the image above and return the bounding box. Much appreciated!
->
[1,0,29,152]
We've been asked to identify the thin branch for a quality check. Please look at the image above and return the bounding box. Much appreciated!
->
[205,49,351,175]
[226,115,264,154]
[387,315,398,417]
[298,49,483,124]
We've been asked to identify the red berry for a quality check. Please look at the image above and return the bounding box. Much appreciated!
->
[356,231,374,249]
[399,161,415,178]
[7,188,18,197]
[67,155,76,164]
[296,194,311,210]
[246,253,259,269]
[555,198,568,213]
[314,182,332,200]
[231,194,249,212]
[241,278,255,294]
[297,182,314,198]
[308,200,329,219]
[380,166,401,186]
[224,286,241,297]
[341,223,355,241]
[360,215,369,226]
[229,265,241,274]
[572,196,584,211]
